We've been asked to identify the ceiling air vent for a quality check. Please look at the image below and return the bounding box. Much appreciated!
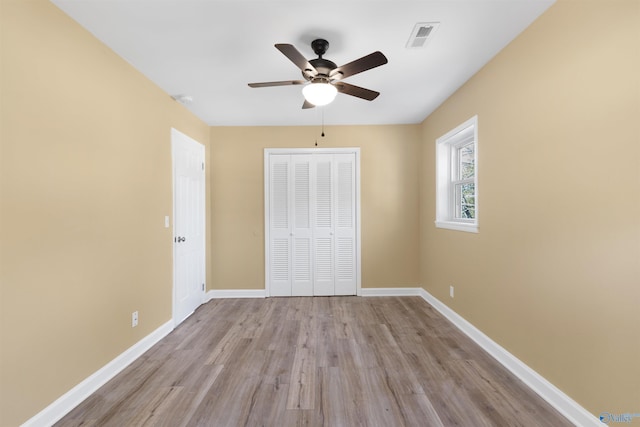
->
[406,22,440,48]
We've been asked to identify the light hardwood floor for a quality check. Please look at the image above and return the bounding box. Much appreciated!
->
[56,297,574,426]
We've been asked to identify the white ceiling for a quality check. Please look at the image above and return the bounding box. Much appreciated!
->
[50,0,555,127]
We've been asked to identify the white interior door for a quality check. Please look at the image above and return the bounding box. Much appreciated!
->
[172,128,205,325]
[265,149,360,297]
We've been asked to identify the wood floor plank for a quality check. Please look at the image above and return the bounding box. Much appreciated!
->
[167,364,224,427]
[56,296,575,427]
[286,347,316,410]
[204,323,248,365]
[241,381,289,427]
[358,367,412,427]
[394,391,446,427]
[423,378,497,427]
[126,386,184,426]
[318,366,367,427]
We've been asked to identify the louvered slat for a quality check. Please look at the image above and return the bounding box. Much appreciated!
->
[315,238,333,281]
[336,238,354,280]
[271,239,290,281]
[337,161,353,228]
[294,238,311,281]
[295,162,310,229]
[316,161,332,228]
[272,162,289,229]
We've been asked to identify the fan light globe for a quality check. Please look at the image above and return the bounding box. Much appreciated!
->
[302,82,337,106]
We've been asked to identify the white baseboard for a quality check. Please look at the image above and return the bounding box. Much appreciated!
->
[21,320,174,427]
[416,288,600,427]
[206,288,414,299]
[361,287,423,297]
[205,289,266,300]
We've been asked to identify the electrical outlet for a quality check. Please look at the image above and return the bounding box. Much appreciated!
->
[450,286,454,298]
[132,311,138,328]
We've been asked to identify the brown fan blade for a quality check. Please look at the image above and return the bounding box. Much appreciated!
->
[302,99,315,109]
[275,44,317,77]
[334,82,380,101]
[248,80,307,88]
[330,51,388,80]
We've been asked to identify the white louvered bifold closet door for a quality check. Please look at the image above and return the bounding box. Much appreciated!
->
[267,151,357,297]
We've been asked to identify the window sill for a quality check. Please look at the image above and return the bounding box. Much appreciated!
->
[435,220,478,233]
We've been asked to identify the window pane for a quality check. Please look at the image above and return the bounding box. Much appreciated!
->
[458,143,474,180]
[455,183,475,219]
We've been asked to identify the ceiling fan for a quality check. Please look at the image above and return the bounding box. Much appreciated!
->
[248,39,388,109]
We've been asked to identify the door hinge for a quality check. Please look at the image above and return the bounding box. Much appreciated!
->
[202,162,204,171]
[202,283,205,291]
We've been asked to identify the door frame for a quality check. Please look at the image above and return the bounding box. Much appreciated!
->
[264,147,361,297]
[172,128,206,326]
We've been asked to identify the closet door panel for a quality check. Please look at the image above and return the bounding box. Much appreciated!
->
[334,153,357,295]
[269,155,292,296]
[291,155,313,296]
[313,154,335,296]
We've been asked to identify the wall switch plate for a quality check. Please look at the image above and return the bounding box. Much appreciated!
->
[450,286,454,298]
[164,216,170,228]
[132,311,138,327]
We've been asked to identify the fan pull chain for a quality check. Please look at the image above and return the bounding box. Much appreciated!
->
[315,108,326,147]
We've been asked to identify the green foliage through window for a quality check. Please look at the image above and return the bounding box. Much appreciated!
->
[454,142,475,219]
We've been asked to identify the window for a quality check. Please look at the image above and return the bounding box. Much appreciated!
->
[435,116,478,233]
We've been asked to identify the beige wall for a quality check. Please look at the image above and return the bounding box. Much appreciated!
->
[3,0,638,425]
[209,125,422,291]
[0,1,210,425]
[420,0,640,415]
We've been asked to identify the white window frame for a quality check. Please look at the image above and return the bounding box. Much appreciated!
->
[435,115,478,233]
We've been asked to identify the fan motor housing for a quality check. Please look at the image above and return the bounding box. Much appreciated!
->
[305,58,337,79]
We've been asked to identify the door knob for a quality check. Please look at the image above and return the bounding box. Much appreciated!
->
[175,236,186,242]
